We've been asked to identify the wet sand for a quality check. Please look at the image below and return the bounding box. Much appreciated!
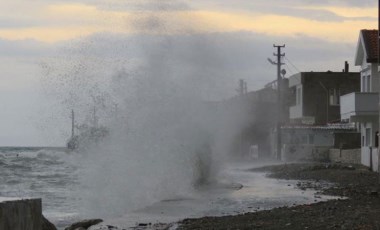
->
[178,163,380,230]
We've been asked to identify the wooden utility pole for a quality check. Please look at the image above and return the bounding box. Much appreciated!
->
[274,44,285,161]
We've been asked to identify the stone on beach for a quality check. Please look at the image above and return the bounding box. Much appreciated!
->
[42,215,57,230]
[65,219,103,230]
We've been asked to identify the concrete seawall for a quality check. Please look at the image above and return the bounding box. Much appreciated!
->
[0,198,42,230]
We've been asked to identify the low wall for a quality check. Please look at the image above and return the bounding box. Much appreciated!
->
[0,198,42,230]
[361,147,379,172]
[329,148,361,164]
[281,144,330,162]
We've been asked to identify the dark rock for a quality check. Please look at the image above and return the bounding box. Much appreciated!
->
[369,190,378,196]
[42,215,57,230]
[65,219,103,230]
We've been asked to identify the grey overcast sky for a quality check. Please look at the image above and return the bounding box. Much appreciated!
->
[0,0,377,146]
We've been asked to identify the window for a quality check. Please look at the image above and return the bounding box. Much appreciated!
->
[296,87,302,105]
[366,128,371,146]
[376,131,379,148]
[329,88,340,105]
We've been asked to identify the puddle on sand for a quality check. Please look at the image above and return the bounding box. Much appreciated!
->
[94,163,340,229]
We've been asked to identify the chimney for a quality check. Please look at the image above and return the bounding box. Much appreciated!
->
[344,61,349,73]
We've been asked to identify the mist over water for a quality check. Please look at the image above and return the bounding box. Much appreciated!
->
[41,1,248,218]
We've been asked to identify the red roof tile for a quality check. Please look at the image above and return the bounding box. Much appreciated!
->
[361,29,379,63]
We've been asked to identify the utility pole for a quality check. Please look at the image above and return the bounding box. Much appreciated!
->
[377,0,380,181]
[71,109,75,138]
[274,44,285,161]
[238,79,248,96]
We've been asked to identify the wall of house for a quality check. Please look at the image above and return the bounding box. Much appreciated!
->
[302,72,360,124]
[329,148,361,164]
[355,31,380,172]
[360,59,380,93]
[0,199,42,230]
[360,121,379,149]
[361,147,379,171]
[360,115,378,171]
[289,73,302,87]
[333,132,361,149]
[281,129,332,162]
[282,128,335,146]
[289,85,303,120]
[371,65,379,92]
[280,128,358,162]
[281,144,330,162]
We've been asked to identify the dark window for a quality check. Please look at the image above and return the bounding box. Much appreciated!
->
[329,88,340,105]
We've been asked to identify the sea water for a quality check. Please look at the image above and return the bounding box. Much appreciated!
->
[0,147,339,229]
[0,147,79,228]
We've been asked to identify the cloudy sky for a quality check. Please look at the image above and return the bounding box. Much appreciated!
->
[0,0,377,146]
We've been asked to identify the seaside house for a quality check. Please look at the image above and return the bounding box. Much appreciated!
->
[289,70,360,125]
[340,29,380,171]
[275,69,361,161]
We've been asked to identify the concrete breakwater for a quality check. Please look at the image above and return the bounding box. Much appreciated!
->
[0,198,42,230]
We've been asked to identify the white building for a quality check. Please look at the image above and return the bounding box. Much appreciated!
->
[340,29,379,171]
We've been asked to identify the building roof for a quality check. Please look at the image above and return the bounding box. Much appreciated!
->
[355,29,378,65]
[361,30,378,63]
[282,123,356,131]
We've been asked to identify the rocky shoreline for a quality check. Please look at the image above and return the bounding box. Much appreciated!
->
[178,163,380,230]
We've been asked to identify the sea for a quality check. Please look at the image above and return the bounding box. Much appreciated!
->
[0,147,79,228]
[0,147,340,230]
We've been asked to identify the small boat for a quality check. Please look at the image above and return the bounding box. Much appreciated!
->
[66,108,108,151]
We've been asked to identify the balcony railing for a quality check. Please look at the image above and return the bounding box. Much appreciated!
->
[340,92,379,121]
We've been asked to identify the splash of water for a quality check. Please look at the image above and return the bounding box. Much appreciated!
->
[41,1,248,218]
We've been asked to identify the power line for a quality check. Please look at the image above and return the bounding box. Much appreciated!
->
[285,56,301,73]
[284,56,302,83]
[284,62,294,75]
